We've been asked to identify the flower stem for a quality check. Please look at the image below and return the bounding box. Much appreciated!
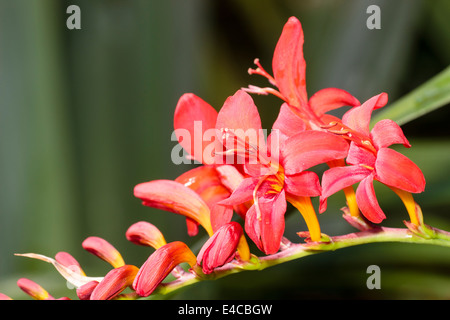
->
[149,224,450,299]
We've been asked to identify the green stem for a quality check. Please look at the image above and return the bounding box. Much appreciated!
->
[150,224,450,298]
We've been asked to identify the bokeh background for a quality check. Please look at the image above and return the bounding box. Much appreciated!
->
[1,0,450,300]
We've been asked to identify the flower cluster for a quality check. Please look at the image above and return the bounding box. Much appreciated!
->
[2,16,426,300]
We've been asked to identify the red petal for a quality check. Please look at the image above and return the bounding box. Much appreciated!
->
[356,174,386,223]
[281,131,349,174]
[272,103,306,137]
[284,171,321,197]
[272,17,308,108]
[245,190,287,254]
[244,205,261,251]
[174,93,218,165]
[375,148,425,193]
[134,180,213,236]
[175,165,231,209]
[321,165,371,200]
[309,88,360,116]
[346,142,376,167]
[216,90,263,135]
[218,177,258,207]
[342,93,388,136]
[185,218,199,237]
[210,203,234,233]
[370,119,411,150]
[215,164,245,192]
[216,91,265,161]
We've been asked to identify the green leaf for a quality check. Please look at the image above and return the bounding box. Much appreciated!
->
[371,65,450,126]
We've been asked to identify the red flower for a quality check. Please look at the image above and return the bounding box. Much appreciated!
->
[246,16,360,130]
[245,16,362,219]
[174,93,221,165]
[321,93,426,224]
[216,90,349,253]
[173,93,249,235]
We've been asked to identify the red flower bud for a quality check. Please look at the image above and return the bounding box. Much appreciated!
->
[90,265,139,300]
[197,222,243,274]
[82,236,125,268]
[125,221,166,249]
[133,241,196,297]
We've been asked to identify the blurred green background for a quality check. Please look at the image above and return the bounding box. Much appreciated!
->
[1,0,450,300]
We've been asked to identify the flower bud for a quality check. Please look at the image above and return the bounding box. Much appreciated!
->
[197,222,243,274]
[133,241,196,297]
[55,251,86,276]
[125,221,166,249]
[0,293,12,300]
[82,236,125,268]
[90,265,139,300]
[17,278,53,300]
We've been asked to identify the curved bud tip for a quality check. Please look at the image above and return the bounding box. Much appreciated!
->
[82,236,125,268]
[0,293,12,300]
[126,221,167,249]
[133,241,197,297]
[55,251,86,276]
[17,278,53,300]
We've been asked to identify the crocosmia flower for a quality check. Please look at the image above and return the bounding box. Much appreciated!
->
[321,93,426,224]
[215,90,349,253]
[246,16,360,131]
[245,16,362,218]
